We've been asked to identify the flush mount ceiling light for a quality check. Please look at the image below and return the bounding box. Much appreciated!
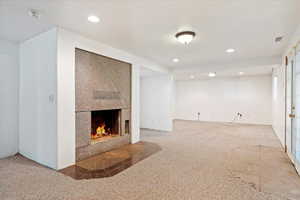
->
[226,48,235,53]
[173,58,180,63]
[208,72,216,77]
[88,15,100,23]
[175,31,196,44]
[190,75,195,79]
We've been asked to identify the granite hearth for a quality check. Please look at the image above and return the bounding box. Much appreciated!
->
[60,142,161,179]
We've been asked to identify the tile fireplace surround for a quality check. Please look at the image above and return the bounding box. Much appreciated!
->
[75,48,132,161]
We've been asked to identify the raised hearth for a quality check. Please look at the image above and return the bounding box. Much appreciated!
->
[59,142,161,179]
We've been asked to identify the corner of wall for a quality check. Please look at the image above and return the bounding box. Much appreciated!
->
[0,40,20,158]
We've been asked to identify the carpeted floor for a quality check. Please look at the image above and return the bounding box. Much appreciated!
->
[1,120,300,200]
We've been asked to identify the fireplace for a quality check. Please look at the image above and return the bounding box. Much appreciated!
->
[75,48,131,161]
[91,109,121,144]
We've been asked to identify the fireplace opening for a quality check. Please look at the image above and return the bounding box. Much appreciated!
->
[125,120,130,134]
[91,109,121,144]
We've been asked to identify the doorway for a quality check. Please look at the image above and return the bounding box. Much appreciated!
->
[285,46,300,169]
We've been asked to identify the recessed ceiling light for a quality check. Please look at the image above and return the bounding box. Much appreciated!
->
[239,72,244,75]
[173,58,179,63]
[208,72,216,77]
[88,15,100,23]
[175,31,196,44]
[190,75,195,79]
[226,48,235,53]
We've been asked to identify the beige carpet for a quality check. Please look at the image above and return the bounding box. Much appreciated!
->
[1,120,300,200]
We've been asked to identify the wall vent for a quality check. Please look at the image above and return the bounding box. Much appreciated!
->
[275,36,283,43]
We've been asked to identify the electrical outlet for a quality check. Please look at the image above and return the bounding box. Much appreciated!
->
[49,94,55,103]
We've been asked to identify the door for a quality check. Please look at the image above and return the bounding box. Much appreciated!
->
[286,58,294,159]
[293,48,300,164]
[285,47,300,165]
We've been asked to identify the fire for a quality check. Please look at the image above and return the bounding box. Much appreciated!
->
[96,123,106,135]
[91,122,111,139]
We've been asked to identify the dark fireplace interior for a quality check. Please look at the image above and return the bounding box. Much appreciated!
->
[91,109,121,144]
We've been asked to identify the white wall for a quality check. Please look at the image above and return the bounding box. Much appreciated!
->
[272,66,286,147]
[0,40,19,158]
[19,29,57,169]
[140,75,174,131]
[175,75,272,125]
[272,24,300,149]
[56,28,169,169]
[17,27,168,169]
[131,66,141,143]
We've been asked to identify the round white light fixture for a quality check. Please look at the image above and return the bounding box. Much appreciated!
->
[173,58,180,63]
[208,72,216,77]
[88,15,100,23]
[190,75,195,79]
[226,48,235,53]
[239,72,244,75]
[175,31,196,44]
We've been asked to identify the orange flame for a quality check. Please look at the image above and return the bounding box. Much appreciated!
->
[91,122,108,139]
[96,123,106,135]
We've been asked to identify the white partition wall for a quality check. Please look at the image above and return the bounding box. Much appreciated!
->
[55,28,167,169]
[19,29,58,169]
[272,66,286,147]
[140,75,174,131]
[0,40,19,158]
[17,27,172,170]
[131,65,141,143]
